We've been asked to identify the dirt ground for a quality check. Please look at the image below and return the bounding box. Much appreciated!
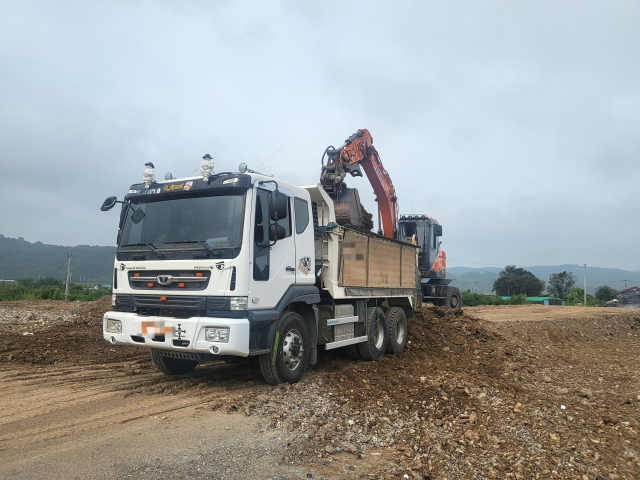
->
[1,299,639,480]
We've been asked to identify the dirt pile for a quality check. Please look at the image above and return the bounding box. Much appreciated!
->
[0,296,145,365]
[217,307,640,479]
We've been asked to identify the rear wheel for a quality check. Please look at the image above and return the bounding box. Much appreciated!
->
[259,312,309,385]
[445,287,462,310]
[149,349,199,375]
[358,307,387,361]
[385,306,408,354]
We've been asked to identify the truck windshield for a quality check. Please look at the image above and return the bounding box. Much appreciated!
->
[119,193,245,249]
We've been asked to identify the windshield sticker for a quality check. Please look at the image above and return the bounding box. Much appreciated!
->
[298,256,311,276]
[140,188,160,195]
[184,181,193,191]
[128,189,137,194]
[163,183,185,192]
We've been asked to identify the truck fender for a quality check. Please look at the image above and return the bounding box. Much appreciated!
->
[264,302,319,366]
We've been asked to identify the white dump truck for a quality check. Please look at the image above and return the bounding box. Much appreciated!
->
[101,159,419,384]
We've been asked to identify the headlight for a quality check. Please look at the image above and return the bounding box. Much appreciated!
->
[106,319,122,333]
[205,327,230,343]
[230,297,248,310]
[112,294,116,306]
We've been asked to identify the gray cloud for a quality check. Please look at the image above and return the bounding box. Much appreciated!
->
[0,0,638,270]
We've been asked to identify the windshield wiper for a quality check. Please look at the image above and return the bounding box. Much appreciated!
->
[122,243,165,258]
[167,240,222,256]
[146,242,166,258]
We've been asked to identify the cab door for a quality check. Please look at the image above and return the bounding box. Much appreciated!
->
[292,196,315,285]
[248,187,296,310]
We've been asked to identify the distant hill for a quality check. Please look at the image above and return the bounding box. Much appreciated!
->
[2,234,638,294]
[448,265,640,295]
[0,235,116,285]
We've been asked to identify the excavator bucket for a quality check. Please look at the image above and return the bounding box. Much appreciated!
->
[333,186,374,231]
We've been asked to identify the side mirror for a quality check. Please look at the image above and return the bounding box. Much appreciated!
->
[270,193,288,221]
[434,224,443,237]
[269,224,286,242]
[101,196,118,211]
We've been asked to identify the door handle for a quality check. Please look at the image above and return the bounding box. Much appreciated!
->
[286,266,295,272]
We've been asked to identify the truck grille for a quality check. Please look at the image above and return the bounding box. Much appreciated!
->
[132,295,204,309]
[128,270,211,290]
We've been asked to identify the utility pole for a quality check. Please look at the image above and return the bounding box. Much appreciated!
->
[583,264,587,306]
[624,277,627,289]
[65,252,71,301]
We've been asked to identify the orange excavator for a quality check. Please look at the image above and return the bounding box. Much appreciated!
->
[320,129,461,309]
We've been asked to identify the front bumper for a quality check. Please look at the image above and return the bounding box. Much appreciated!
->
[103,311,250,357]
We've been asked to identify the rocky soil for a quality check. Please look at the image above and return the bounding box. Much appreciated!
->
[1,299,639,479]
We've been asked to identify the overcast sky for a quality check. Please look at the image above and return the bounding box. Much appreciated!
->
[1,1,638,269]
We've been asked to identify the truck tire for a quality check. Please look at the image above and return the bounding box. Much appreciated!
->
[259,312,309,385]
[149,349,199,375]
[445,287,462,310]
[358,307,387,361]
[385,306,408,354]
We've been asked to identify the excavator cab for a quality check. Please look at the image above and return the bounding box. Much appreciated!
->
[399,214,461,310]
[398,215,443,278]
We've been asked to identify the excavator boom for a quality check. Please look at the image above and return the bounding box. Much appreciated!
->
[320,129,399,239]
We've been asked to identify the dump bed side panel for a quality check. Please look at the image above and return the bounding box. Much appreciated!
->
[339,227,417,289]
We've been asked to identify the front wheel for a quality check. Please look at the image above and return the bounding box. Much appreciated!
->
[259,312,309,385]
[149,349,199,375]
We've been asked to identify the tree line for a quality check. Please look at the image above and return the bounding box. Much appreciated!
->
[0,277,112,302]
[460,265,619,306]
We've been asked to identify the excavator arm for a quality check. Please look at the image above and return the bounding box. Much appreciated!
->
[320,129,399,239]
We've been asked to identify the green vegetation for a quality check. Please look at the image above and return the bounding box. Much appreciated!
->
[547,271,577,299]
[0,234,116,285]
[460,291,529,306]
[595,285,618,302]
[492,265,545,296]
[565,287,597,306]
[0,277,111,302]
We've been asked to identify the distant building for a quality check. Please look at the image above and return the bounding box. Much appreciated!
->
[526,296,565,306]
[0,279,16,285]
[501,296,565,306]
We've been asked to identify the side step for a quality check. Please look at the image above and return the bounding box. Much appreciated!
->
[324,336,368,350]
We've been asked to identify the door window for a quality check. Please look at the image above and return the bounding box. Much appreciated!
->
[294,197,309,234]
[253,189,292,281]
[253,189,270,281]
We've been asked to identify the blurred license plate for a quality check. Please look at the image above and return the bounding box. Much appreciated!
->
[140,321,172,337]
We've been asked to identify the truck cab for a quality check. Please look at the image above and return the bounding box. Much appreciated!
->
[104,172,319,382]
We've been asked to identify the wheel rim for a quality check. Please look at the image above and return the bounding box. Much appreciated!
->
[373,317,385,350]
[450,295,459,308]
[396,318,406,345]
[282,328,304,371]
